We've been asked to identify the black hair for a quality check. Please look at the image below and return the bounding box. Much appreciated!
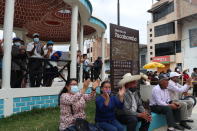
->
[100,81,111,94]
[83,54,87,58]
[58,78,77,105]
[193,68,197,72]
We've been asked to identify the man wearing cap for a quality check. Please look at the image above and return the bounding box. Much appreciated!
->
[150,76,184,131]
[26,33,44,87]
[168,72,194,129]
[11,37,27,88]
[116,73,151,131]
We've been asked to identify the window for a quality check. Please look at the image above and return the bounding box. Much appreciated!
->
[154,22,175,37]
[150,52,153,55]
[87,48,90,53]
[91,47,93,52]
[153,2,174,22]
[150,29,152,32]
[91,57,92,62]
[150,46,153,49]
[141,55,146,67]
[150,39,152,42]
[189,28,197,48]
[150,34,152,37]
[155,41,181,56]
[175,41,181,53]
[150,58,153,61]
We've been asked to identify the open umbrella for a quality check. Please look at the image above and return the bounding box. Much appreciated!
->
[143,62,165,69]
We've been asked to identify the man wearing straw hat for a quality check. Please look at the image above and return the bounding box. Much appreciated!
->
[116,73,151,131]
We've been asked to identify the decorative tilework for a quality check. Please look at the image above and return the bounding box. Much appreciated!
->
[0,99,4,118]
[13,95,58,114]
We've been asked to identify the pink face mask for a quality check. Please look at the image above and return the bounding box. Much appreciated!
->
[104,89,111,95]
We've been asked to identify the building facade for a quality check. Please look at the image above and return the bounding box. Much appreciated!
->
[140,44,148,73]
[147,0,197,73]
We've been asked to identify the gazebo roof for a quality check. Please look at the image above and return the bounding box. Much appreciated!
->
[0,0,106,42]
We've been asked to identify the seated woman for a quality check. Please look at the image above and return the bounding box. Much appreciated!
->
[95,81,125,131]
[59,78,99,131]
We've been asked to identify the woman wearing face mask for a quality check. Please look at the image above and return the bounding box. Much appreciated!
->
[59,79,100,131]
[95,81,125,131]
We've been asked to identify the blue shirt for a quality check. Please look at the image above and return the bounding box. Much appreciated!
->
[95,95,124,122]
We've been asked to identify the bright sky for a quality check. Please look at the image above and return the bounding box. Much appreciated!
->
[90,0,155,44]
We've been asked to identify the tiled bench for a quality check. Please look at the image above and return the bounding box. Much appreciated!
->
[123,112,167,131]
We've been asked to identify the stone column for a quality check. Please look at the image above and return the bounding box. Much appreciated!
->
[101,33,105,81]
[79,25,84,84]
[70,5,79,79]
[2,0,16,117]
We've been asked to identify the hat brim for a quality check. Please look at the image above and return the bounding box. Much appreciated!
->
[118,75,141,87]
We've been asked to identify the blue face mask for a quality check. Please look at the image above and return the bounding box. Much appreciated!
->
[71,85,80,93]
[33,38,39,43]
[14,42,21,47]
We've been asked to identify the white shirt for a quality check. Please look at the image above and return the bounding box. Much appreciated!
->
[150,85,171,106]
[44,49,57,67]
[26,42,43,58]
[167,80,190,100]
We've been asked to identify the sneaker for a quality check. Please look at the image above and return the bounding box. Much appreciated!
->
[174,124,184,130]
[184,119,194,123]
[180,121,192,130]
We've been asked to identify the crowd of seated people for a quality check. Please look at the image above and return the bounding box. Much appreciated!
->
[59,71,196,131]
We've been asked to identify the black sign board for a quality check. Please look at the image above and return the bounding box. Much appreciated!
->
[110,23,139,90]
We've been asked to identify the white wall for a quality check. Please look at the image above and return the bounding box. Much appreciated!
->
[182,19,197,75]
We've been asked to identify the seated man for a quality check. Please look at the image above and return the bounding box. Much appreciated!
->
[116,73,151,131]
[150,76,184,131]
[168,72,194,129]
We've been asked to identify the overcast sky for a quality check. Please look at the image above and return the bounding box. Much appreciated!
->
[90,0,155,44]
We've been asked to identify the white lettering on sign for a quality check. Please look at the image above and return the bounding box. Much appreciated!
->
[114,29,138,42]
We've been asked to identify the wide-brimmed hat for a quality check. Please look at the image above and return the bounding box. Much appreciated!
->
[118,73,141,87]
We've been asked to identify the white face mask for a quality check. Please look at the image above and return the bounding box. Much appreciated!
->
[14,42,21,46]
[48,45,53,49]
[33,38,39,43]
[70,85,80,93]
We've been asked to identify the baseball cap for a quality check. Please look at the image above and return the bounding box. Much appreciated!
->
[170,72,181,78]
[33,33,39,37]
[13,37,21,41]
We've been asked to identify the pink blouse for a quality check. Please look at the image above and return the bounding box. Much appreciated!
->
[59,92,95,131]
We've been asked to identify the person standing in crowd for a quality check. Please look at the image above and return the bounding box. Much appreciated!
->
[77,50,82,82]
[150,76,184,131]
[43,40,56,87]
[191,68,197,97]
[168,72,194,130]
[83,54,92,80]
[59,79,100,131]
[95,81,125,131]
[26,33,44,87]
[11,37,27,88]
[93,57,103,81]
[116,73,151,131]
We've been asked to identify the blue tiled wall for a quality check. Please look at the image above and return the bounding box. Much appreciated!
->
[0,99,4,118]
[13,95,58,114]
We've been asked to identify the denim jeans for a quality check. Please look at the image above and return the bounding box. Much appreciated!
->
[96,119,124,131]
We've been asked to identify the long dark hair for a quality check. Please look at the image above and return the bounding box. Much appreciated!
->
[58,78,77,105]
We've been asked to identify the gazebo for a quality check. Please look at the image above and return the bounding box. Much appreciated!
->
[0,0,106,118]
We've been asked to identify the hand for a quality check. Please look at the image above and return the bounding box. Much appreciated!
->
[0,39,3,44]
[118,86,126,97]
[92,80,100,90]
[186,77,192,86]
[138,112,151,122]
[169,103,178,109]
[83,79,91,90]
